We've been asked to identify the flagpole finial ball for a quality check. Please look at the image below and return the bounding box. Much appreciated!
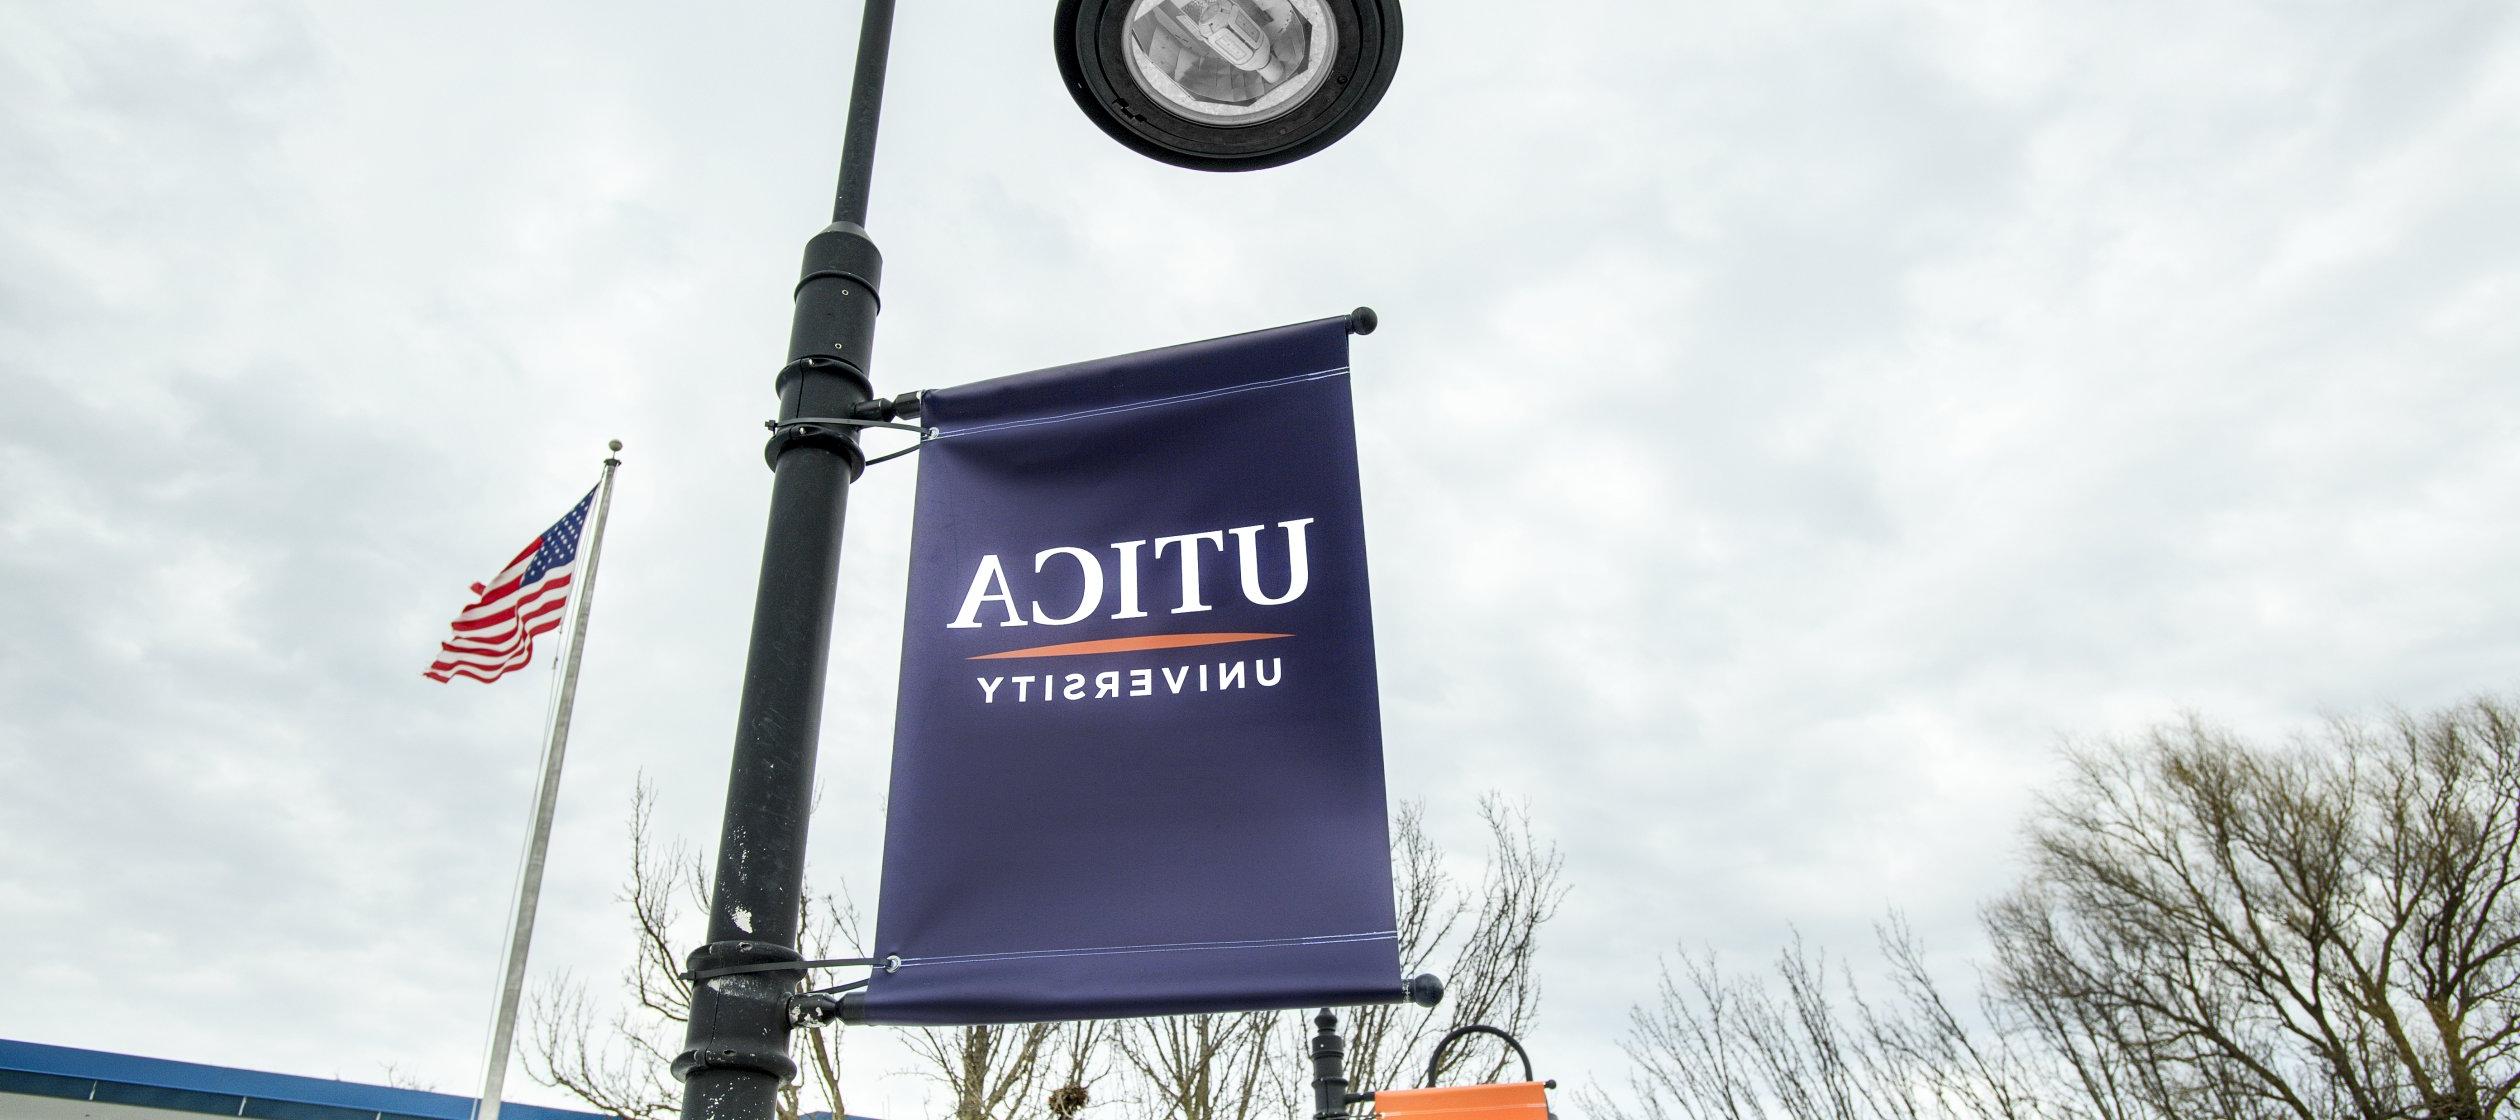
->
[609,439,624,453]
[1348,307,1378,335]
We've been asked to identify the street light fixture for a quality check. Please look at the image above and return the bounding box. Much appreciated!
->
[671,3,1406,1118]
[1057,0,1405,171]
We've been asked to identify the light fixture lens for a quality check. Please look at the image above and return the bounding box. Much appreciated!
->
[1121,0,1338,127]
[1057,0,1403,171]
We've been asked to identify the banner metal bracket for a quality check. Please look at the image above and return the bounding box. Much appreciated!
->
[867,390,926,422]
[782,955,898,1026]
[682,953,894,982]
[765,416,923,436]
[788,982,868,1026]
[764,416,926,468]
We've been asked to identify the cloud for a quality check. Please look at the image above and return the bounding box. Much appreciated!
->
[3,0,2516,1112]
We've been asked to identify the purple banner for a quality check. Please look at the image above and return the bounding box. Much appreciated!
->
[860,317,1401,1025]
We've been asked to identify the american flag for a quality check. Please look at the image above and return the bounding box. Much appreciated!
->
[425,487,597,684]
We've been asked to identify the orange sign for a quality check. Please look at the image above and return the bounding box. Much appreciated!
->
[1371,1082,1549,1120]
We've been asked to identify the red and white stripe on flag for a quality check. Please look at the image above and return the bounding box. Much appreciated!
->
[425,487,597,684]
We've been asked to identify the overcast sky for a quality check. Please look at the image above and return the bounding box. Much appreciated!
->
[4,0,2518,1116]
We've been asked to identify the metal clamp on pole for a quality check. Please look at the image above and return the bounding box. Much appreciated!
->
[764,413,927,469]
[671,940,809,1086]
[684,954,893,982]
[764,358,892,475]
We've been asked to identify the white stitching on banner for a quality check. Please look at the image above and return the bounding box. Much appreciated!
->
[932,366,1352,441]
[898,929,1398,969]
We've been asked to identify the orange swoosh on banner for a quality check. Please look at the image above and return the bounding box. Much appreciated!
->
[968,632,1294,661]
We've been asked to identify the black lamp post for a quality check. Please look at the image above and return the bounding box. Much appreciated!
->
[669,3,1404,1119]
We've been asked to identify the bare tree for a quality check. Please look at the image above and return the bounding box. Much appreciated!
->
[523,784,850,1120]
[1589,922,2068,1120]
[1597,695,2520,1120]
[1108,795,1566,1120]
[1113,1012,1294,1120]
[378,1061,438,1093]
[1987,700,2520,1120]
[905,1023,1065,1120]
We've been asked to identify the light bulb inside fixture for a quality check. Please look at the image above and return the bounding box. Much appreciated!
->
[1121,0,1337,127]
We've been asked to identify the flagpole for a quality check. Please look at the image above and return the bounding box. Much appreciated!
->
[475,440,625,1120]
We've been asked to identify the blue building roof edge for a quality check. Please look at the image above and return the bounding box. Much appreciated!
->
[0,1037,611,1120]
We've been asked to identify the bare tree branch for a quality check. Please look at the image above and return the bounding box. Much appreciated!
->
[1348,797,1567,1096]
